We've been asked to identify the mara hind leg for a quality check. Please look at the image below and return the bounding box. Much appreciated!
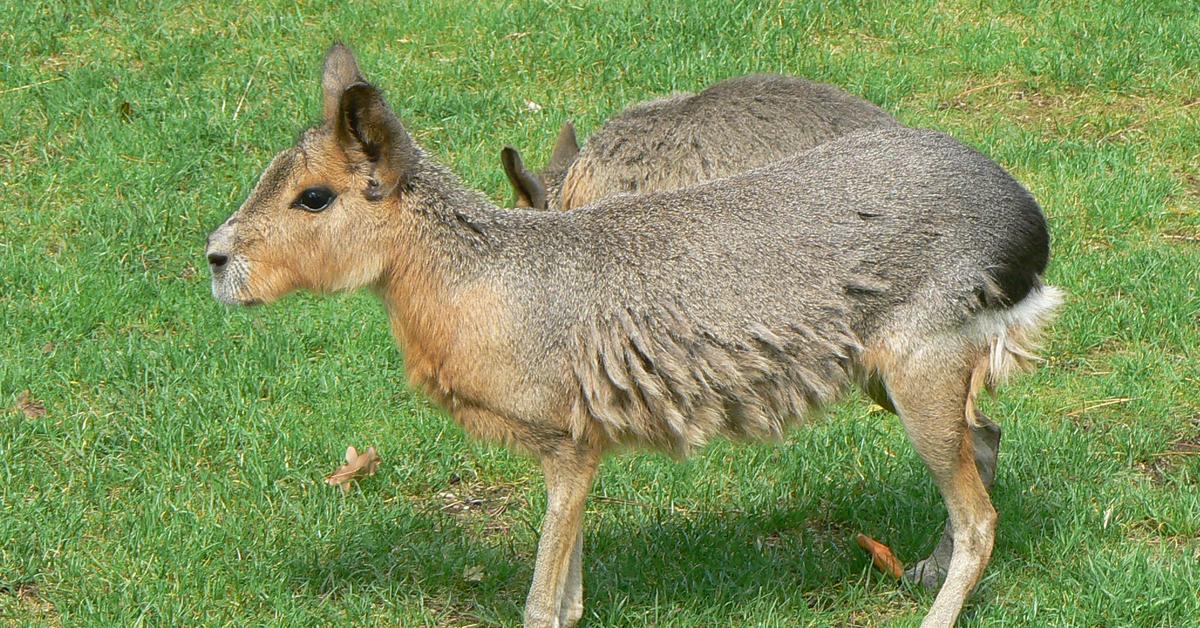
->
[904,410,1001,589]
[864,376,1002,590]
[883,350,997,628]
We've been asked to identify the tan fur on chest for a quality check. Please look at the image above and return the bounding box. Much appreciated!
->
[382,272,535,440]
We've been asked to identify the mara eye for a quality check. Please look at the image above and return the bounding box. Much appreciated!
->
[295,187,335,212]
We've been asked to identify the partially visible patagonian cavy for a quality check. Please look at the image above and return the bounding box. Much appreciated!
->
[501,74,899,210]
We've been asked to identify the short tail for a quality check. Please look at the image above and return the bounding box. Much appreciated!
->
[966,283,1065,425]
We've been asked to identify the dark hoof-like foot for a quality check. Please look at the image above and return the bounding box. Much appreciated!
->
[903,554,950,590]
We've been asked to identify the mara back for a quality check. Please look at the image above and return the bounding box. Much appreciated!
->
[483,127,1048,453]
[503,74,900,211]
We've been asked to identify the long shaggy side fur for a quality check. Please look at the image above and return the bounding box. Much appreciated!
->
[569,304,863,455]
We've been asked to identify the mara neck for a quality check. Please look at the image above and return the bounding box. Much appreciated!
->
[372,148,510,360]
[381,149,503,282]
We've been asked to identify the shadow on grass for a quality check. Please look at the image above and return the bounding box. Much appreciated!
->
[280,446,1063,624]
[283,470,1070,624]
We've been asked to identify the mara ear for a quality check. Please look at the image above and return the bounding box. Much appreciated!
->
[336,82,417,200]
[500,146,547,209]
[322,43,365,121]
[547,121,579,171]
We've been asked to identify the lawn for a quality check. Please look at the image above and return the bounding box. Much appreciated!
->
[2,0,1199,625]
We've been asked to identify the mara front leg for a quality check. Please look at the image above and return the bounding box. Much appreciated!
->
[558,529,584,626]
[524,442,600,628]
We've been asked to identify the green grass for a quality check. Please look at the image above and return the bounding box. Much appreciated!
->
[2,0,1199,625]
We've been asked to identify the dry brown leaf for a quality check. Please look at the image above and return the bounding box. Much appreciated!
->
[14,391,46,419]
[856,533,903,579]
[324,446,380,493]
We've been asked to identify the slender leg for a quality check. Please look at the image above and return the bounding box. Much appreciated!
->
[889,357,997,628]
[868,375,1002,591]
[904,411,1001,589]
[557,530,584,626]
[524,443,600,628]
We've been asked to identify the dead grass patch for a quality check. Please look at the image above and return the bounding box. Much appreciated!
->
[1123,516,1200,553]
[417,474,528,541]
[0,583,59,625]
[420,597,488,628]
[932,77,1197,145]
[1135,416,1200,485]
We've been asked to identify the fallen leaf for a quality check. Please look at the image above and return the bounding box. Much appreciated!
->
[14,391,46,419]
[324,446,380,493]
[856,533,903,579]
[463,564,485,583]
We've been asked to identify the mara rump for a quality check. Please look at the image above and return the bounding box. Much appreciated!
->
[501,73,899,210]
[205,45,1062,628]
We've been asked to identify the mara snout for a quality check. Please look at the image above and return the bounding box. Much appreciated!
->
[204,217,251,305]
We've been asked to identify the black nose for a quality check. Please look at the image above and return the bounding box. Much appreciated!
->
[207,252,229,272]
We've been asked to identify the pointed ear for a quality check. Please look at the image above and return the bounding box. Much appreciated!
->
[500,146,547,209]
[336,82,417,200]
[547,121,579,171]
[322,43,364,121]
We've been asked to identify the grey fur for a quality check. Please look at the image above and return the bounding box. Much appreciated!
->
[466,128,1050,454]
[504,74,899,210]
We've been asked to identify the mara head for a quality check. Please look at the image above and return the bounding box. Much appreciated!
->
[205,44,416,305]
[499,121,579,210]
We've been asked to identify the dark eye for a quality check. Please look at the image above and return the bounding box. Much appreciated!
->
[295,187,335,212]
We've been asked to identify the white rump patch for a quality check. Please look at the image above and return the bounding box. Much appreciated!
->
[966,285,1065,389]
